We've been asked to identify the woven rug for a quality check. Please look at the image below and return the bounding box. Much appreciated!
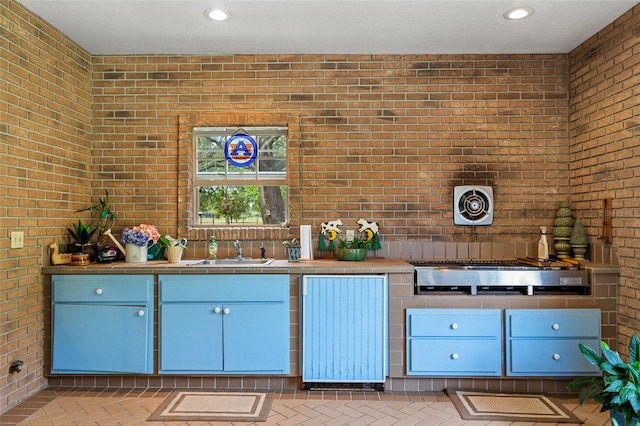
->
[148,391,273,422]
[446,389,584,423]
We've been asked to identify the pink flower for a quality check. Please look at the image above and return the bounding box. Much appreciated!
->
[137,224,160,244]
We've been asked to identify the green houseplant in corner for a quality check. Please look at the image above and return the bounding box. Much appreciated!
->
[568,334,640,426]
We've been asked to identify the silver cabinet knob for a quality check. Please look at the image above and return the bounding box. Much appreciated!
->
[213,307,221,314]
[552,353,561,360]
[95,288,103,295]
[223,307,230,315]
[137,310,145,317]
[552,323,560,330]
[451,353,459,360]
[451,323,458,330]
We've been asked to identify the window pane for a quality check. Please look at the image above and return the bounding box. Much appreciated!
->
[197,185,287,226]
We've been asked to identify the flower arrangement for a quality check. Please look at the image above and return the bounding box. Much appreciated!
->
[121,224,160,247]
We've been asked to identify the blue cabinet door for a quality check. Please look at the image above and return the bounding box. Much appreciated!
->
[159,304,223,373]
[52,304,152,374]
[223,304,289,373]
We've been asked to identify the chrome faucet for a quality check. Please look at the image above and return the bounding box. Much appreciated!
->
[234,240,243,258]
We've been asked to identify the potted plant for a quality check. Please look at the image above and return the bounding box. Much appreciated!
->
[570,218,589,260]
[66,220,97,247]
[335,235,372,261]
[283,238,301,262]
[568,334,640,426]
[158,235,188,263]
[75,190,116,246]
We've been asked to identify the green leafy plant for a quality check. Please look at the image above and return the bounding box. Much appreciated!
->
[158,236,188,249]
[338,235,372,250]
[75,190,116,245]
[568,334,640,426]
[282,238,299,247]
[66,220,97,245]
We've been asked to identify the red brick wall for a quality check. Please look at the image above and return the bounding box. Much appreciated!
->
[92,53,571,246]
[569,4,640,350]
[1,0,93,412]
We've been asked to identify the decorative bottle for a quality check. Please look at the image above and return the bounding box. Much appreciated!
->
[208,236,218,260]
[538,226,549,261]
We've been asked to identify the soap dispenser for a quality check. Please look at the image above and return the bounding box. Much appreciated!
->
[208,236,218,260]
[537,226,549,261]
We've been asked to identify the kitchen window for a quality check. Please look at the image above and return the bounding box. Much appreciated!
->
[193,126,288,226]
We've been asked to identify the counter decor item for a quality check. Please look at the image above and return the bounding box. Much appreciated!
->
[334,235,371,261]
[568,334,640,426]
[49,242,71,265]
[121,224,160,263]
[158,235,188,263]
[570,218,589,260]
[66,220,98,261]
[283,238,301,262]
[208,236,218,260]
[318,219,343,252]
[537,226,549,260]
[74,189,116,246]
[553,202,575,259]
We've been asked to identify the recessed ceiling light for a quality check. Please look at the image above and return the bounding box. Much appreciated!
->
[503,6,534,20]
[204,8,229,21]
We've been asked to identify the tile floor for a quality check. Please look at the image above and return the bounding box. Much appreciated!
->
[1,388,610,426]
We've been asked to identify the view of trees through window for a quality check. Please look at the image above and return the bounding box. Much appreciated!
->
[194,127,288,226]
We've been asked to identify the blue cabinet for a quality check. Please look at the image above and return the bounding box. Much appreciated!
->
[159,274,290,374]
[406,309,502,376]
[51,275,154,374]
[301,275,388,387]
[505,308,601,376]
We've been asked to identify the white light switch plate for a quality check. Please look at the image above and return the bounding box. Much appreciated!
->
[11,231,24,249]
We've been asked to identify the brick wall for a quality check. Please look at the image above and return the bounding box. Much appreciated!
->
[0,0,93,412]
[568,4,640,352]
[92,53,572,246]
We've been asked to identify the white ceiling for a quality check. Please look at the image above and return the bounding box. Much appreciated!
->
[17,0,638,55]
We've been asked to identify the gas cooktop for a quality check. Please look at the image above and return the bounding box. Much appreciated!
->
[408,259,589,296]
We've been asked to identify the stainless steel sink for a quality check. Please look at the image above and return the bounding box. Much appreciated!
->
[188,258,275,266]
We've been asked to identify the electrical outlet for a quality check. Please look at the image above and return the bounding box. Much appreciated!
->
[11,231,24,249]
[346,229,355,241]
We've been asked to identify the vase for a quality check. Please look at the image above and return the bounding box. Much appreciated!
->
[165,246,184,263]
[611,410,638,426]
[554,237,571,259]
[334,248,367,261]
[125,243,147,263]
[286,246,301,262]
[571,244,588,260]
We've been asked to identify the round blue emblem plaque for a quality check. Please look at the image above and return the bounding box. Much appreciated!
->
[225,133,258,167]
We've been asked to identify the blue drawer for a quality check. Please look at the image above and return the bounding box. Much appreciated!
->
[509,338,601,375]
[507,309,600,338]
[159,274,288,302]
[409,339,502,375]
[53,275,152,303]
[408,309,501,338]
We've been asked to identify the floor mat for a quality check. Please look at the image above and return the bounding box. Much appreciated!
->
[147,390,272,422]
[446,388,584,423]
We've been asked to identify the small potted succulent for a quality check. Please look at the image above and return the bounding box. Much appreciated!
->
[568,334,640,426]
[283,238,301,262]
[334,235,372,261]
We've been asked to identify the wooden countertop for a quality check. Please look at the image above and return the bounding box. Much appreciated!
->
[41,257,414,275]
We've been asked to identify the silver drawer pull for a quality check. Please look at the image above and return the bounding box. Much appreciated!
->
[450,323,458,330]
[552,353,561,360]
[223,307,230,315]
[213,307,221,314]
[137,310,145,317]
[551,323,560,330]
[451,353,459,360]
[95,288,103,295]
